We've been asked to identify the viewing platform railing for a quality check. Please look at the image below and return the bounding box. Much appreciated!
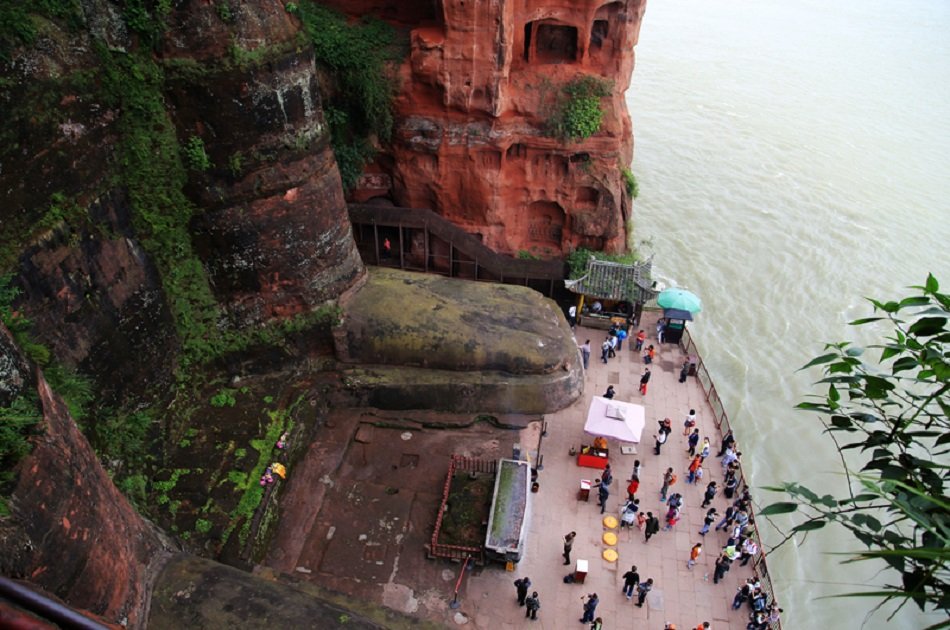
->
[680,326,783,629]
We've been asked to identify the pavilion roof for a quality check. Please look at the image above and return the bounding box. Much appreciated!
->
[564,257,658,303]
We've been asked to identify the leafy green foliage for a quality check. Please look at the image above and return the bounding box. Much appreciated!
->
[621,166,639,199]
[0,3,36,60]
[43,364,93,422]
[183,135,212,172]
[293,2,404,190]
[210,389,238,408]
[222,404,295,547]
[764,274,949,623]
[0,276,48,365]
[90,409,153,477]
[215,2,234,23]
[566,247,640,280]
[546,76,613,143]
[0,395,42,513]
[122,0,172,48]
[98,46,222,371]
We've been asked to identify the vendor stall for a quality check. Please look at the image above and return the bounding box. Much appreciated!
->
[584,396,645,442]
[576,445,609,469]
[564,257,658,330]
[576,397,646,469]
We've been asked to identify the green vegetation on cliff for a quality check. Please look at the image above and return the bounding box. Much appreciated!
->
[567,247,641,280]
[98,45,222,372]
[546,76,613,143]
[290,1,404,190]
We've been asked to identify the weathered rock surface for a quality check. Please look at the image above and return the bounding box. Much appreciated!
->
[164,2,365,325]
[335,267,582,412]
[149,554,436,630]
[337,0,647,257]
[0,325,166,627]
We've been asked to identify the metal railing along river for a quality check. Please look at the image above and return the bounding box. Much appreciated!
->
[680,326,784,629]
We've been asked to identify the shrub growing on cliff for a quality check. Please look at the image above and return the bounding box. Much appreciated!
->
[547,76,613,143]
[567,247,640,280]
[622,167,639,199]
[183,136,212,172]
[292,1,405,189]
[763,275,949,624]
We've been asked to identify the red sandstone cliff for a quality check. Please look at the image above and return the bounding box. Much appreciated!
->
[2,0,365,404]
[0,324,166,626]
[338,0,647,257]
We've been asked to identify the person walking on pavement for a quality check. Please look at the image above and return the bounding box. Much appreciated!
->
[660,467,676,501]
[639,368,652,396]
[687,429,701,456]
[598,478,610,514]
[622,565,640,599]
[653,430,667,455]
[634,329,646,351]
[601,337,611,364]
[699,507,719,536]
[524,592,540,620]
[701,481,718,508]
[687,542,703,569]
[590,617,603,630]
[579,340,591,369]
[563,531,576,565]
[580,593,599,623]
[713,553,732,584]
[635,578,654,607]
[514,576,531,606]
[644,512,660,542]
[626,475,639,501]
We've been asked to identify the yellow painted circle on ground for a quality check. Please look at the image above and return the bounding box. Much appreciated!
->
[603,532,618,546]
[602,548,619,562]
[602,515,619,529]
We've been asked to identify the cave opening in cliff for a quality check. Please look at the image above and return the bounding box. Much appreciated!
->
[591,20,608,49]
[590,2,623,63]
[525,21,578,65]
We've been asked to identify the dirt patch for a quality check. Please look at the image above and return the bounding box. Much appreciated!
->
[437,472,494,547]
[265,407,532,624]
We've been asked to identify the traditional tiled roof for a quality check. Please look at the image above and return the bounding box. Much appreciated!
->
[564,257,658,303]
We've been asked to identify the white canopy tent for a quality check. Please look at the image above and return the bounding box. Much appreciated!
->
[584,396,646,444]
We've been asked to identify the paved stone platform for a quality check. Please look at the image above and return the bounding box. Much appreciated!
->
[462,312,758,629]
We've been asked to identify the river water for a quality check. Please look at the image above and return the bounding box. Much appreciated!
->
[627,0,949,627]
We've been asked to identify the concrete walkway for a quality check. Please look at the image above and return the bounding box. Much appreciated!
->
[462,312,757,629]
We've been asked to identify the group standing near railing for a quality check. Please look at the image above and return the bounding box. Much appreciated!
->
[679,326,783,629]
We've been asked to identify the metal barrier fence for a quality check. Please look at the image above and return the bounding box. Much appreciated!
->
[428,455,497,563]
[680,327,784,629]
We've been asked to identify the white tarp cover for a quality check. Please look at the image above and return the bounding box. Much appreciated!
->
[584,396,646,443]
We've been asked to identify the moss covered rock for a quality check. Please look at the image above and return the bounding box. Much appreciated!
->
[337,268,583,413]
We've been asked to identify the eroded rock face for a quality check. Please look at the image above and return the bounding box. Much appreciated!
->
[164,2,365,325]
[1,325,165,626]
[337,0,647,257]
[1,1,365,400]
[335,268,583,413]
